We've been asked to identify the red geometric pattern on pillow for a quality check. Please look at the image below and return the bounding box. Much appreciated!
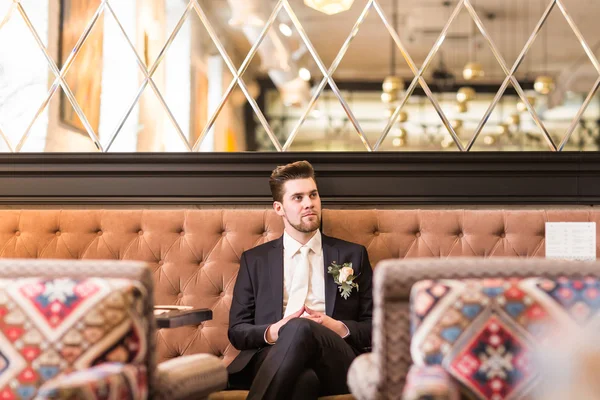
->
[447,314,533,400]
[410,277,600,400]
[0,277,148,399]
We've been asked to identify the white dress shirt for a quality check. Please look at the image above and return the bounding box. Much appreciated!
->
[264,230,349,343]
[282,230,325,315]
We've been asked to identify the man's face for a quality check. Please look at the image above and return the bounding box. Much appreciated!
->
[274,178,321,234]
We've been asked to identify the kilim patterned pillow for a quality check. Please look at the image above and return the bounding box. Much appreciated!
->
[410,277,600,400]
[0,277,149,399]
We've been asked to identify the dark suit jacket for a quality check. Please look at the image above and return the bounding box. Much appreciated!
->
[227,232,373,374]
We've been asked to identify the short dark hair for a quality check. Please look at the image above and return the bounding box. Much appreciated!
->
[269,160,316,202]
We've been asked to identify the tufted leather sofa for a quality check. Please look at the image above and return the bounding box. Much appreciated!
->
[0,209,598,370]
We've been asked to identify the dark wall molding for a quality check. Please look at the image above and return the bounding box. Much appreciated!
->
[0,152,599,205]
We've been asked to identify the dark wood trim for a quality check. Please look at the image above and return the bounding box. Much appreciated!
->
[0,152,599,205]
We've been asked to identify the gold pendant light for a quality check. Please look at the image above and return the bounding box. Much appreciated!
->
[381,76,405,104]
[534,0,554,95]
[304,0,354,15]
[534,75,555,95]
[456,87,476,103]
[509,113,521,126]
[463,17,484,81]
[462,62,485,81]
[517,96,537,113]
[381,0,405,111]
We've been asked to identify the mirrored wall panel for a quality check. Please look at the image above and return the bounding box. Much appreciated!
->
[0,0,599,152]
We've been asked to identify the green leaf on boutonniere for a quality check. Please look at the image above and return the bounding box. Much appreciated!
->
[327,261,359,299]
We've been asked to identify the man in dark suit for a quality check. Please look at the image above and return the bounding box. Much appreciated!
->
[227,160,373,400]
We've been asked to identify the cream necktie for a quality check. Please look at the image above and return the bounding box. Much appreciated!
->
[284,246,311,318]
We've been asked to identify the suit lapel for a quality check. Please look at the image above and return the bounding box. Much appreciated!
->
[268,236,284,320]
[322,234,339,317]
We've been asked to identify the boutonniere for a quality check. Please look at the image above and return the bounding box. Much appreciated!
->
[327,261,359,299]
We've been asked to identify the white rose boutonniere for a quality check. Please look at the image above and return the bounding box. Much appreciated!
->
[327,261,359,299]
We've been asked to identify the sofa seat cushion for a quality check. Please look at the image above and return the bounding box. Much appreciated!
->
[208,390,354,399]
[410,277,600,400]
[0,276,149,398]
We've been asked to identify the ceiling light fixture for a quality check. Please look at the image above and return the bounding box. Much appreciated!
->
[462,5,485,81]
[299,67,312,81]
[456,87,476,103]
[381,0,406,107]
[534,0,554,95]
[279,23,293,37]
[304,0,354,15]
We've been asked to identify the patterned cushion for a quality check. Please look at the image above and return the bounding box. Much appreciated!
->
[37,363,147,399]
[403,365,459,400]
[0,277,148,399]
[410,277,600,400]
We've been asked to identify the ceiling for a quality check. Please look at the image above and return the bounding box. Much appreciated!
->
[208,0,600,89]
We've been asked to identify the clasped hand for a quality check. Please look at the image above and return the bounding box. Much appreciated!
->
[266,306,347,343]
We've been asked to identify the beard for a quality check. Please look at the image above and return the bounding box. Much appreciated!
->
[285,213,321,233]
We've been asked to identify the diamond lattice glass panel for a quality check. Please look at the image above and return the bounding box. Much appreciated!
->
[198,66,248,152]
[401,2,451,69]
[329,1,410,150]
[106,83,189,152]
[0,0,599,152]
[21,86,99,152]
[0,2,52,151]
[417,6,493,150]
[479,0,543,68]
[287,0,369,69]
[378,93,459,151]
[150,1,211,150]
[513,0,600,151]
[244,3,325,152]
[287,90,369,151]
[57,0,104,137]
[201,0,268,71]
[62,1,143,152]
[54,0,104,69]
[468,87,547,151]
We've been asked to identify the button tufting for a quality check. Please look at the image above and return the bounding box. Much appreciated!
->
[14,231,20,237]
[158,260,164,266]
[97,230,103,236]
[55,231,61,237]
[263,231,268,237]
[219,291,225,297]
[177,293,183,298]
[373,230,379,236]
[415,232,421,238]
[221,231,226,236]
[457,232,464,238]
[138,230,143,236]
[179,231,185,236]
[500,233,506,238]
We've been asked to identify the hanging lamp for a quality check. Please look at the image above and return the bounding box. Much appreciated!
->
[381,0,405,106]
[304,0,354,15]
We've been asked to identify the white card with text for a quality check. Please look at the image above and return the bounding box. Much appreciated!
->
[545,222,596,261]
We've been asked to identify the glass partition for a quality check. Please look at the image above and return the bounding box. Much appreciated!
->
[0,0,599,152]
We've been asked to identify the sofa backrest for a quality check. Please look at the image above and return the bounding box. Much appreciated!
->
[0,209,598,364]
